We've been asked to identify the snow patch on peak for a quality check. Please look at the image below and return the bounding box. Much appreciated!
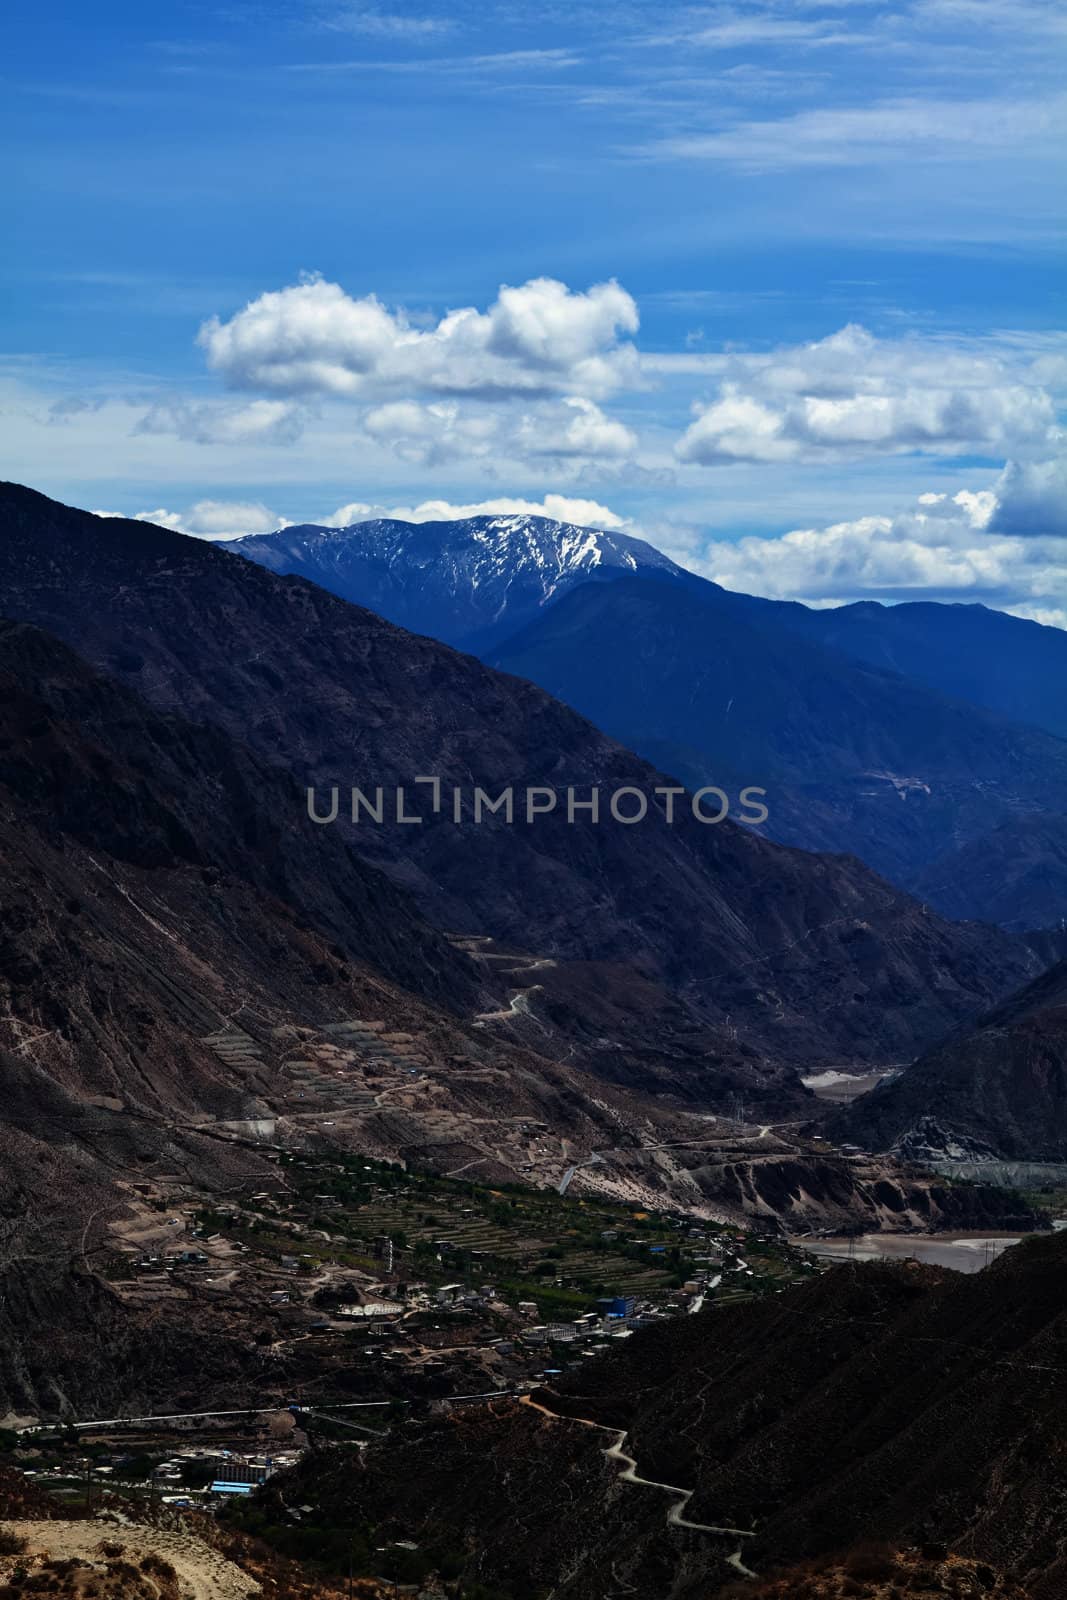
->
[221,506,690,647]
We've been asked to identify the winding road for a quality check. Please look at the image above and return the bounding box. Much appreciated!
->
[519,1393,757,1577]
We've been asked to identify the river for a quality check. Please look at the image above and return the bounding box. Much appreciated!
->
[800,1066,900,1103]
[793,1231,1030,1273]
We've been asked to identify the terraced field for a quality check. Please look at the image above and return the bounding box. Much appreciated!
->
[348,1195,678,1297]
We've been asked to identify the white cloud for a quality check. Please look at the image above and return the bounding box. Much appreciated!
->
[325,4,451,37]
[652,93,1067,172]
[358,393,637,468]
[677,389,794,463]
[550,396,637,459]
[361,399,498,465]
[290,47,582,76]
[676,324,1060,465]
[990,455,1067,537]
[682,14,859,49]
[198,274,641,402]
[322,493,629,530]
[1005,603,1067,630]
[95,500,289,541]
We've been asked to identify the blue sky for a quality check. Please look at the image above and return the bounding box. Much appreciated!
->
[4,0,1066,620]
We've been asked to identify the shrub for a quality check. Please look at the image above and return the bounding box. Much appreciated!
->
[844,1543,900,1583]
[139,1556,176,1580]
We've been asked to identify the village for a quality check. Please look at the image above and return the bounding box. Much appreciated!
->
[2,1150,819,1531]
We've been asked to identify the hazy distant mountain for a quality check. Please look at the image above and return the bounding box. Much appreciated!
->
[219,512,691,649]
[0,483,1038,1071]
[218,507,1067,921]
[491,574,1067,899]
[791,597,1067,742]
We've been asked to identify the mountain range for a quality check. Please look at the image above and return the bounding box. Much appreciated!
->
[2,483,1038,1077]
[3,474,1067,1565]
[222,511,1067,929]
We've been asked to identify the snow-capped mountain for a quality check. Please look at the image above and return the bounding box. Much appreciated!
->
[218,513,692,648]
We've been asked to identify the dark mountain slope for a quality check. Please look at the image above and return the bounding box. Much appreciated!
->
[0,621,489,1156]
[2,617,741,1162]
[725,1550,1029,1600]
[831,959,1067,1160]
[491,575,1067,893]
[913,811,1067,932]
[0,483,1039,1067]
[0,617,476,1011]
[219,511,691,649]
[267,1233,1067,1598]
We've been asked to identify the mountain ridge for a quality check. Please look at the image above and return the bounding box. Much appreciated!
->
[490,573,1067,908]
[217,501,1067,923]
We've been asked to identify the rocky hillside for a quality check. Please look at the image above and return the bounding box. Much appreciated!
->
[266,1234,1067,1598]
[0,609,1032,1384]
[0,484,1041,1070]
[0,618,479,1011]
[832,959,1067,1160]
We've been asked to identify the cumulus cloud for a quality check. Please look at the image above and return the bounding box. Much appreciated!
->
[542,396,637,459]
[319,501,377,527]
[357,393,637,468]
[361,399,498,466]
[668,470,1066,626]
[135,398,305,447]
[990,455,1067,536]
[198,274,640,402]
[1005,603,1067,630]
[676,324,1059,465]
[94,500,288,541]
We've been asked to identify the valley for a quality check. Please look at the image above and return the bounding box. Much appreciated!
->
[4,0,1064,1587]
[0,485,1064,1598]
